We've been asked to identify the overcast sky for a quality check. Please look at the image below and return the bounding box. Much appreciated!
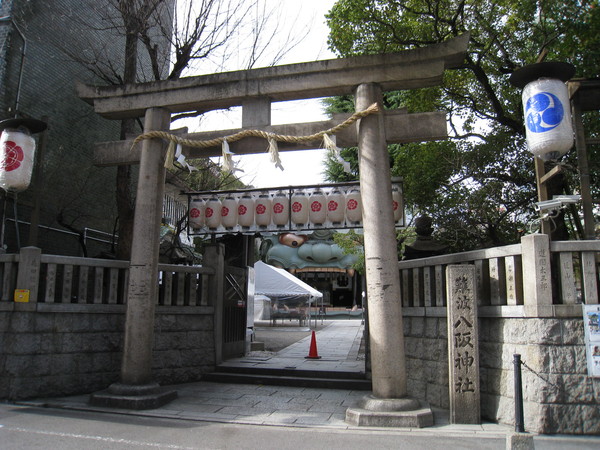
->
[183,0,338,188]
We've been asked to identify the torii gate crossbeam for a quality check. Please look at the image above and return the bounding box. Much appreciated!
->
[81,34,468,426]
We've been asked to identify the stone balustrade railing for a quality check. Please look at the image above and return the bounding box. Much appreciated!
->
[0,247,215,307]
[398,234,599,317]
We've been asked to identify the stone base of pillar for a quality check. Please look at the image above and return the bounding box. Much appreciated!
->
[506,432,534,450]
[345,395,434,428]
[89,382,177,410]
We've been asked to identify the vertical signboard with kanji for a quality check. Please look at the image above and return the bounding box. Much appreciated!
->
[583,305,600,377]
[447,265,480,424]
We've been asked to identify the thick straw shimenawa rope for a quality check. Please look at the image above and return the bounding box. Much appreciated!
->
[131,103,380,150]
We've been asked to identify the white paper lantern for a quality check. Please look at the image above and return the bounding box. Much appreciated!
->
[392,186,403,223]
[221,196,238,229]
[522,78,573,160]
[0,129,36,192]
[309,189,326,226]
[272,192,289,227]
[255,194,272,227]
[188,198,205,229]
[237,194,254,228]
[290,190,309,226]
[345,188,362,224]
[204,196,222,229]
[327,189,345,224]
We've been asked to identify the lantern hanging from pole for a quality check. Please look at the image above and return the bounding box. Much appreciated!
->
[272,191,289,227]
[188,198,205,229]
[237,194,254,228]
[392,185,403,224]
[255,193,272,228]
[204,196,221,230]
[509,62,576,161]
[522,78,573,160]
[291,190,308,227]
[221,195,238,229]
[327,189,345,225]
[345,188,362,224]
[309,189,326,226]
[0,118,47,192]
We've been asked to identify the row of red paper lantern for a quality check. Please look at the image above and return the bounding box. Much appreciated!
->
[189,188,403,231]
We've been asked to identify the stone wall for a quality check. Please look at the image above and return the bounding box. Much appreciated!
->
[403,310,600,435]
[0,305,215,400]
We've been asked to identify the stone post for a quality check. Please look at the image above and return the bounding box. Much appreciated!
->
[446,265,480,424]
[346,83,432,428]
[203,243,225,365]
[521,234,553,317]
[15,246,41,302]
[90,107,176,409]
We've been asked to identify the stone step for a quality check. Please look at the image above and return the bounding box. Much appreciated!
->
[250,341,265,351]
[203,371,372,390]
[215,364,367,380]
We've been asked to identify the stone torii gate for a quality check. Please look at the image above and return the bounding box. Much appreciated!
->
[78,34,468,425]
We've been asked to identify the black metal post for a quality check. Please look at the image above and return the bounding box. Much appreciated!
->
[513,353,525,432]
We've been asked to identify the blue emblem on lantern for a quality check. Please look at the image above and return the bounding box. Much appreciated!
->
[525,92,564,133]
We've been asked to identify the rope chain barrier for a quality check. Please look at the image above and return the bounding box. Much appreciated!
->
[519,359,558,388]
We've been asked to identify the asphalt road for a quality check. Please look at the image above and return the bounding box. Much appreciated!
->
[3,404,599,450]
[0,404,508,450]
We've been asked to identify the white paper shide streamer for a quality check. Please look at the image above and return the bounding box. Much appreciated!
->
[522,78,573,161]
[323,134,351,173]
[268,137,284,171]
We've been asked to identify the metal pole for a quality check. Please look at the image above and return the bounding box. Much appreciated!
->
[513,354,525,432]
[0,16,27,116]
[27,116,49,247]
[0,192,6,252]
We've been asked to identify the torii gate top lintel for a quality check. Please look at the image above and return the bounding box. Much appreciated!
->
[77,33,469,120]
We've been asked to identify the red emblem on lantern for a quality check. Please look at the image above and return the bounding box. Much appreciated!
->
[273,202,284,214]
[393,201,399,211]
[292,201,303,212]
[256,204,266,215]
[311,201,322,212]
[205,207,214,218]
[238,204,247,215]
[328,200,338,211]
[2,141,24,172]
[347,199,358,210]
[221,206,229,216]
[190,208,200,218]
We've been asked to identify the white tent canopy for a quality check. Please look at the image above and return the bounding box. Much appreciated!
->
[254,261,322,303]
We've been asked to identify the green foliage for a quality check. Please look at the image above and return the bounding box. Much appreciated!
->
[325,0,600,251]
[333,230,365,274]
[174,159,247,192]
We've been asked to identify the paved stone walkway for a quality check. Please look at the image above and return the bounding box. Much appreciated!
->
[221,320,365,374]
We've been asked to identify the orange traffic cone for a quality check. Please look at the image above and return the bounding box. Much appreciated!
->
[305,330,321,359]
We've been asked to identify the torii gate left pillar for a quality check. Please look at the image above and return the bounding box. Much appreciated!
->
[90,107,177,409]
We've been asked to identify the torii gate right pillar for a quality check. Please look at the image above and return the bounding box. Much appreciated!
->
[346,84,433,427]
